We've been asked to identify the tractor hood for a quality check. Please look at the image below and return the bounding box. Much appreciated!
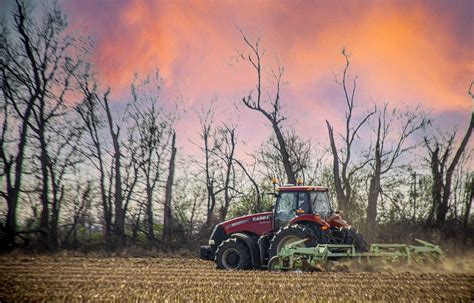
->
[219,212,273,236]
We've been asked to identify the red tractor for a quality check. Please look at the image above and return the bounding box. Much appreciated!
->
[200,185,368,269]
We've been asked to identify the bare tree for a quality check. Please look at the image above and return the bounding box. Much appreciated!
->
[239,32,296,184]
[77,74,138,248]
[365,104,426,242]
[326,49,374,216]
[1,0,85,249]
[213,124,238,221]
[193,106,218,224]
[172,173,205,236]
[234,156,262,212]
[63,180,93,247]
[424,82,473,225]
[129,204,143,245]
[255,131,320,185]
[192,104,244,223]
[75,74,113,246]
[127,73,172,247]
[463,172,473,230]
[103,92,128,246]
[0,1,47,249]
[42,117,84,249]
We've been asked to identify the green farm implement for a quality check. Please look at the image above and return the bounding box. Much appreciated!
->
[268,238,442,271]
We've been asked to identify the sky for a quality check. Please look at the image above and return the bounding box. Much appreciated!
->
[2,0,473,158]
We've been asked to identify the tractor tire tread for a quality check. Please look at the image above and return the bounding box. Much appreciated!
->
[268,224,319,257]
[215,237,251,270]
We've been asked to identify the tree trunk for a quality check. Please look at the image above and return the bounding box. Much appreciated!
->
[99,157,113,248]
[94,119,113,247]
[104,95,125,247]
[145,183,155,247]
[49,180,63,251]
[235,159,261,212]
[220,129,236,221]
[463,174,473,230]
[204,126,215,225]
[2,1,42,248]
[77,89,114,248]
[366,174,380,243]
[5,188,18,248]
[4,101,35,248]
[162,132,177,242]
[271,121,296,184]
[112,153,124,246]
[38,126,51,249]
[50,208,59,250]
[326,120,349,214]
[365,118,382,243]
[429,147,443,224]
[436,111,473,224]
[411,172,417,221]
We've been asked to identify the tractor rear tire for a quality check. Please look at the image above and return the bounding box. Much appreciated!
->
[269,224,319,257]
[215,238,251,270]
[345,228,369,252]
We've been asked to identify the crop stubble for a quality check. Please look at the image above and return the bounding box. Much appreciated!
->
[0,256,472,302]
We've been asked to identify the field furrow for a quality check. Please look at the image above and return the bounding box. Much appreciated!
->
[0,256,472,302]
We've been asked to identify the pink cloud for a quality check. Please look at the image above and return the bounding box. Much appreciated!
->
[63,0,473,151]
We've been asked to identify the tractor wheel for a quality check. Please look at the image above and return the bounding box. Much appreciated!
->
[345,228,369,252]
[267,256,280,271]
[268,224,318,257]
[215,238,251,270]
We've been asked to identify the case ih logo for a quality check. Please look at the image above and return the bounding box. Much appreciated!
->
[230,215,271,227]
[251,215,271,222]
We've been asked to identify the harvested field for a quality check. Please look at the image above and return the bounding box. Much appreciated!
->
[0,255,473,302]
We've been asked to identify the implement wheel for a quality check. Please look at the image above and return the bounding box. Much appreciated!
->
[215,238,251,270]
[269,224,318,257]
[267,256,280,271]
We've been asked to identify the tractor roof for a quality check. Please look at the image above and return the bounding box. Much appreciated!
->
[277,185,328,192]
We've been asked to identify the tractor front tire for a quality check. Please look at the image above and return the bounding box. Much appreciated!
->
[269,224,318,257]
[215,238,251,270]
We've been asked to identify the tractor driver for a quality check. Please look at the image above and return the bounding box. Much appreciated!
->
[298,193,310,213]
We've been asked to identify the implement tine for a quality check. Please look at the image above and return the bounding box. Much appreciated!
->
[275,239,442,271]
[415,238,435,248]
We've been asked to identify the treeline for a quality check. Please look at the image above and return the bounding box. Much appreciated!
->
[0,1,472,253]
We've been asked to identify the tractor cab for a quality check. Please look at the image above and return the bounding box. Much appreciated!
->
[273,186,332,230]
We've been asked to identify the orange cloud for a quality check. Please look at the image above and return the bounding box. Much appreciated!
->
[64,0,473,143]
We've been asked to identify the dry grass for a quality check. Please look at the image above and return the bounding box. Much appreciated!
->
[0,255,472,302]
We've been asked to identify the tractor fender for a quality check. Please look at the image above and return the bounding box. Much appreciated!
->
[230,233,261,268]
[326,214,350,228]
[289,214,330,228]
[257,235,270,266]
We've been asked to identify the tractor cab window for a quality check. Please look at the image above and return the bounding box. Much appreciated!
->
[310,191,331,218]
[297,193,310,213]
[274,192,308,230]
[274,192,297,230]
